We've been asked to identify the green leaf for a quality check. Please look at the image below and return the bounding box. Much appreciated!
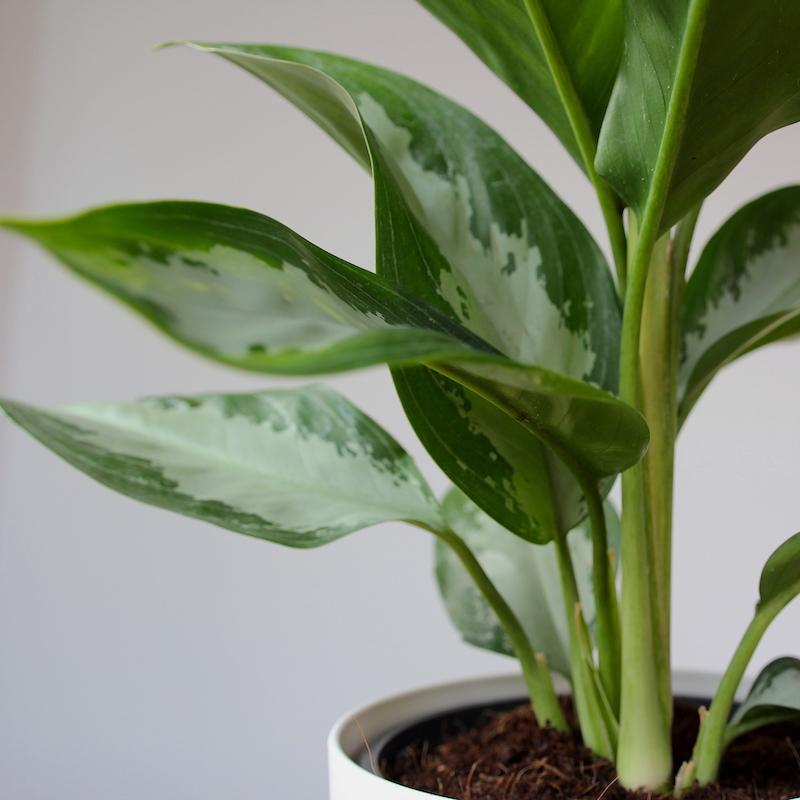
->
[596,2,800,231]
[440,359,647,480]
[0,202,492,375]
[175,42,627,543]
[727,657,800,743]
[759,532,800,610]
[680,187,800,421]
[414,0,623,168]
[436,486,620,676]
[0,386,443,545]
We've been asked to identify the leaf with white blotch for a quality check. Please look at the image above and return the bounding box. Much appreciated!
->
[435,487,620,675]
[415,0,623,169]
[758,532,800,610]
[726,657,800,744]
[174,42,625,543]
[680,188,800,422]
[0,202,492,375]
[596,2,800,232]
[0,387,443,544]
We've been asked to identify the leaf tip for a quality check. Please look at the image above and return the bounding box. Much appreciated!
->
[152,40,213,55]
[0,215,41,239]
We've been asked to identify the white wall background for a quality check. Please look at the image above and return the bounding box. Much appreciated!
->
[1,2,799,798]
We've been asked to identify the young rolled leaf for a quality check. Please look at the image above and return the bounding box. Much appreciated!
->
[726,657,800,744]
[691,532,800,785]
[597,2,800,232]
[414,0,623,169]
[436,487,620,677]
[758,531,800,611]
[0,387,443,545]
[1,201,648,501]
[680,187,800,421]
[176,42,626,543]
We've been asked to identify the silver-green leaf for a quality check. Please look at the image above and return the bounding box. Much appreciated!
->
[0,202,491,375]
[727,657,800,744]
[0,387,443,545]
[680,187,800,421]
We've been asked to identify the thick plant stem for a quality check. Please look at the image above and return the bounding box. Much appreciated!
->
[638,213,694,722]
[617,220,674,790]
[554,535,617,760]
[432,526,567,731]
[643,208,699,722]
[521,0,627,291]
[617,0,711,783]
[693,596,794,785]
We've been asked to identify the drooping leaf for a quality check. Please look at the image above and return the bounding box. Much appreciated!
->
[596,2,800,232]
[441,359,647,480]
[414,0,623,168]
[0,202,491,375]
[680,187,800,421]
[0,387,443,545]
[175,42,626,543]
[758,532,800,610]
[2,202,648,498]
[436,487,620,676]
[727,657,800,743]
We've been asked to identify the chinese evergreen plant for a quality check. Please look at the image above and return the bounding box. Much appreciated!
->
[3,1,800,793]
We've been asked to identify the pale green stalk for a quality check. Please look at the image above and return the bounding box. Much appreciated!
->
[693,592,799,785]
[429,525,567,730]
[553,534,618,760]
[639,207,699,722]
[582,481,621,715]
[617,2,710,788]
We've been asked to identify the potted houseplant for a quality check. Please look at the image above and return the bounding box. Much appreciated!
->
[2,1,800,797]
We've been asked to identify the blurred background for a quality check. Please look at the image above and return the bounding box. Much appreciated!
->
[1,1,799,798]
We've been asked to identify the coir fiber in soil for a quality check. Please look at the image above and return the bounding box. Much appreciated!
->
[382,699,800,799]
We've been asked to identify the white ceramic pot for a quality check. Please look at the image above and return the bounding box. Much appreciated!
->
[328,671,722,800]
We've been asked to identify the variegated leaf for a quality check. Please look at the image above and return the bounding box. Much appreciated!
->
[596,1,800,232]
[0,387,443,544]
[727,657,800,744]
[415,0,623,169]
[436,486,620,676]
[0,202,491,375]
[176,42,624,543]
[680,187,800,421]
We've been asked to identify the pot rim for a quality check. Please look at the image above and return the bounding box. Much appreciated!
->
[327,671,731,799]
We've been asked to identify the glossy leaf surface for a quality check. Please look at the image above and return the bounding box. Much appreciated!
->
[415,0,623,167]
[179,42,626,542]
[0,387,443,544]
[727,657,800,742]
[436,487,620,676]
[597,2,800,231]
[680,188,800,420]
